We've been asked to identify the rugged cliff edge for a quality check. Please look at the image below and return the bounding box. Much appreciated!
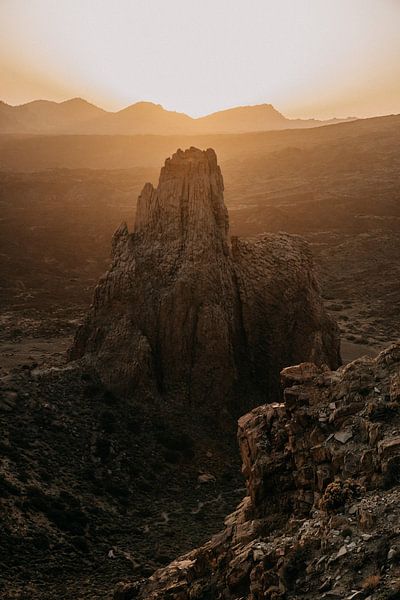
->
[70,147,340,413]
[116,343,400,599]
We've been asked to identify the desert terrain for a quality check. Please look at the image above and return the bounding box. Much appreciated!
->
[0,115,399,598]
[1,115,399,364]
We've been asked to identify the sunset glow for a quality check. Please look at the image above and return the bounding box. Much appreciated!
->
[1,0,399,118]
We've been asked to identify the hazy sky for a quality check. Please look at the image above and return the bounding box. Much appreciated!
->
[1,0,399,118]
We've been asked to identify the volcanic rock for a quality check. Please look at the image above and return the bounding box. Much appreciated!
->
[70,147,340,413]
[126,342,400,599]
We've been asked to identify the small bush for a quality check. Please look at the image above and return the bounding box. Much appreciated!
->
[362,574,381,591]
[320,479,364,512]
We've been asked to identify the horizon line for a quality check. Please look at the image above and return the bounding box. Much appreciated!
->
[1,96,362,122]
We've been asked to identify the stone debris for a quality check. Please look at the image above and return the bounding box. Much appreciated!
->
[334,430,353,444]
[116,342,400,599]
[387,547,397,561]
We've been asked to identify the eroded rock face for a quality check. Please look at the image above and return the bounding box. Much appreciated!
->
[122,343,400,600]
[70,147,340,412]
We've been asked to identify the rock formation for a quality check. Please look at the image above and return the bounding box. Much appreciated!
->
[115,343,400,599]
[70,147,339,413]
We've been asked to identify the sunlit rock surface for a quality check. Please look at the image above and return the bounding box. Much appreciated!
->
[71,147,340,413]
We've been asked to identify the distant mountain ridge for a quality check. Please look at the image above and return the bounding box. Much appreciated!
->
[0,97,355,135]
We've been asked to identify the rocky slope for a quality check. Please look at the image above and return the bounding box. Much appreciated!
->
[0,352,248,599]
[117,343,400,600]
[0,147,341,599]
[70,147,340,414]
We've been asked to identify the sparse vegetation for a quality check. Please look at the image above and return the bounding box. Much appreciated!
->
[320,479,365,512]
[362,574,381,591]
[0,104,399,600]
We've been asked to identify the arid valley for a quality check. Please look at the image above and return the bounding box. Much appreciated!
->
[1,110,400,598]
[1,1,400,598]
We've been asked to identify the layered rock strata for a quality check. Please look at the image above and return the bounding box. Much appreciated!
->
[117,343,400,599]
[70,147,340,412]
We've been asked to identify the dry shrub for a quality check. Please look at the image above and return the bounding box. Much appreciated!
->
[362,574,381,591]
[319,478,364,512]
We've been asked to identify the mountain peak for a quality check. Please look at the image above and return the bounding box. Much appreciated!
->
[0,97,356,134]
[118,101,164,113]
[60,97,98,107]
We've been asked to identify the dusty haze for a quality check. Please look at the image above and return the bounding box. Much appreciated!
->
[1,0,399,119]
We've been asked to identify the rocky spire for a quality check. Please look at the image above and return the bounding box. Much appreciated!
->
[135,147,229,251]
[70,147,340,413]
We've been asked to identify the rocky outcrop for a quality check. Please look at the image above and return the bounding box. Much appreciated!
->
[117,343,400,599]
[70,147,339,413]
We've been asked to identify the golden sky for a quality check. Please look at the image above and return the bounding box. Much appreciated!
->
[1,0,399,118]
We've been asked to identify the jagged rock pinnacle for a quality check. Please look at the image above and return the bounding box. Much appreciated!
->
[70,147,340,411]
[135,147,229,252]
